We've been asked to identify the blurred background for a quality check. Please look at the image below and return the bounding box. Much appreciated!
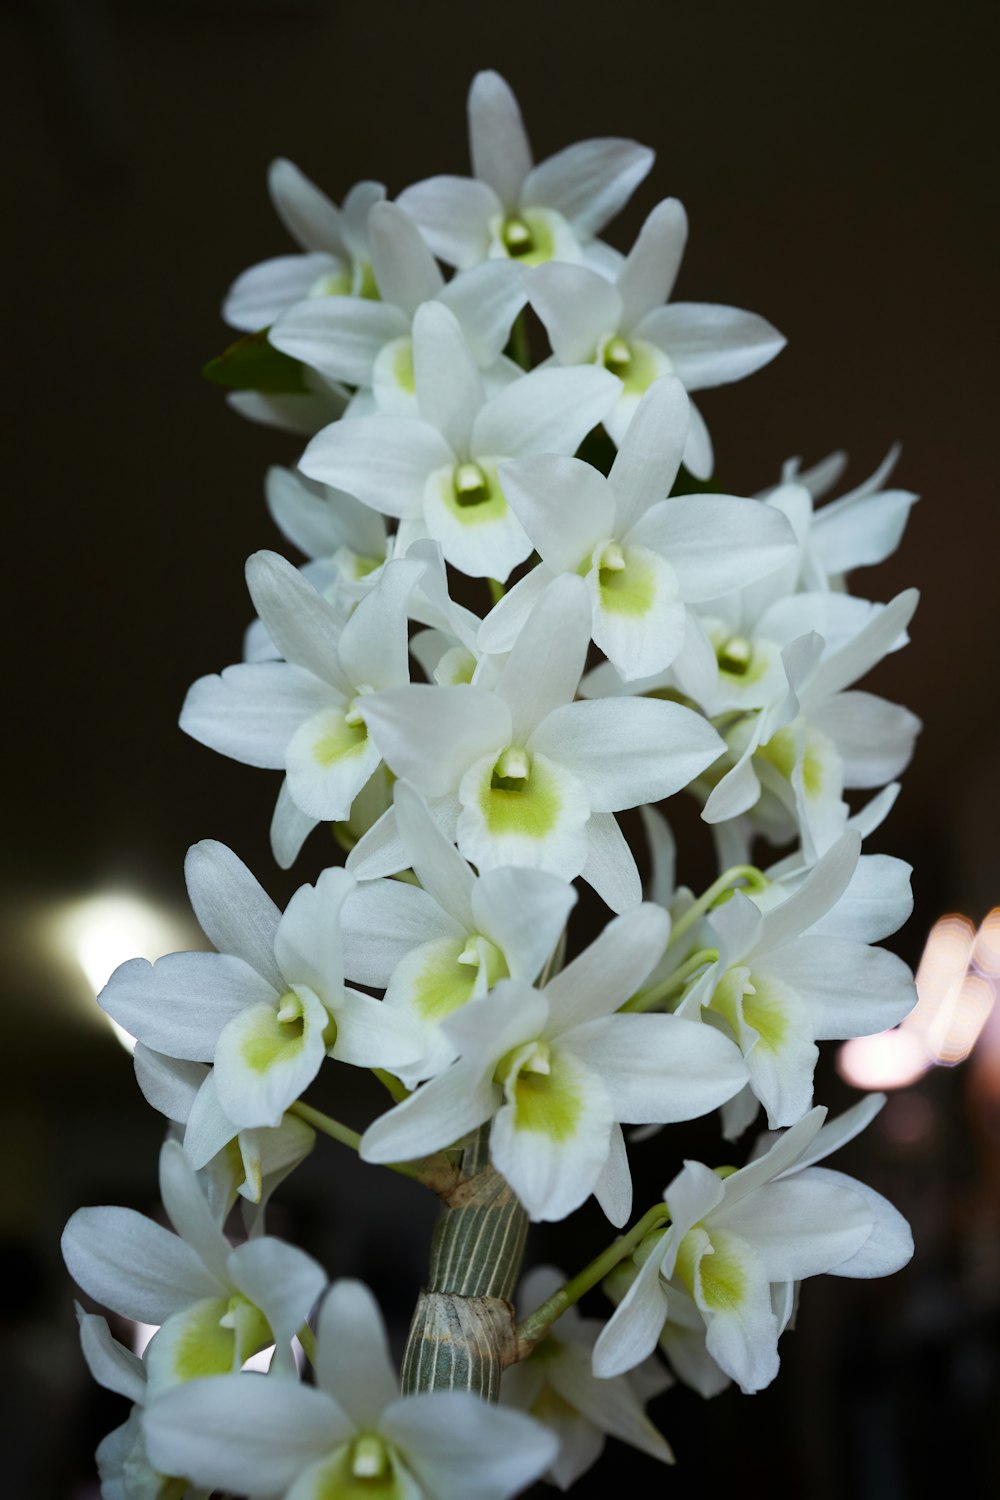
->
[3,0,998,1494]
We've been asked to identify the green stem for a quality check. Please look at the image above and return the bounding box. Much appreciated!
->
[507,311,531,371]
[373,1068,410,1103]
[289,1100,361,1152]
[666,865,767,951]
[515,1203,671,1350]
[488,578,505,606]
[289,1100,454,1189]
[621,947,719,1013]
[297,1322,318,1366]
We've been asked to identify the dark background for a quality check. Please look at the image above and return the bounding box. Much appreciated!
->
[3,1,998,1495]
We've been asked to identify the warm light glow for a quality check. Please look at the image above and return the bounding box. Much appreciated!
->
[836,1029,930,1090]
[972,907,1000,978]
[839,906,1000,1088]
[924,971,995,1066]
[52,892,191,1052]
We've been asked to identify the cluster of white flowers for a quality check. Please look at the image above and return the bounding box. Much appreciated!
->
[65,71,919,1498]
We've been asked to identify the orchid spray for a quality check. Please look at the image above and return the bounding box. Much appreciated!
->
[64,70,918,1498]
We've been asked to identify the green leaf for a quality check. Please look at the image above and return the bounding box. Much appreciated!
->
[202,328,309,395]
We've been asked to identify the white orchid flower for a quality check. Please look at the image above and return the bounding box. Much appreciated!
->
[342,779,577,1083]
[676,830,914,1133]
[224,167,384,332]
[270,201,527,417]
[481,377,797,680]
[182,551,423,866]
[528,201,784,477]
[398,69,652,273]
[361,903,748,1224]
[593,1097,913,1394]
[502,1265,674,1489]
[769,442,918,591]
[144,1278,558,1500]
[298,301,620,580]
[77,1306,210,1500]
[133,1045,316,1211]
[701,586,921,857]
[264,464,390,603]
[63,1140,327,1396]
[100,841,420,1129]
[349,574,724,912]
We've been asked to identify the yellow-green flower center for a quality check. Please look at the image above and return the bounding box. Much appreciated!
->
[716,634,754,677]
[501,215,536,257]
[453,460,492,508]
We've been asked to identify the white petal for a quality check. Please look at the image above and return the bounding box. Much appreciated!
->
[692,1231,780,1394]
[62,1206,221,1323]
[805,853,912,943]
[588,545,688,681]
[495,573,592,741]
[581,812,643,913]
[545,904,669,1033]
[228,1236,327,1370]
[527,262,621,364]
[468,69,533,208]
[268,158,347,254]
[472,866,576,982]
[158,1139,231,1285]
[271,779,319,869]
[607,376,689,537]
[99,951,275,1062]
[315,1279,399,1425]
[382,1389,558,1500]
[274,866,353,1003]
[804,587,919,703]
[530,697,723,811]
[713,1175,874,1281]
[500,453,613,572]
[184,840,283,989]
[143,1374,350,1498]
[369,201,444,314]
[363,683,511,796]
[591,1249,669,1378]
[341,876,460,987]
[330,986,425,1072]
[183,1071,240,1170]
[245,550,350,688]
[491,1049,614,1221]
[457,749,591,882]
[546,1338,673,1462]
[213,989,329,1129]
[592,1122,634,1227]
[754,830,861,954]
[300,414,453,520]
[360,1063,498,1164]
[224,253,338,331]
[813,487,918,575]
[617,198,688,329]
[413,301,485,456]
[422,461,534,580]
[340,558,423,693]
[638,303,785,391]
[472,365,620,459]
[807,1166,913,1277]
[811,691,920,787]
[396,175,498,268]
[133,1045,203,1123]
[285,705,383,820]
[181,662,331,769]
[768,936,915,1040]
[270,298,408,385]
[394,778,476,928]
[565,1013,747,1123]
[77,1308,147,1403]
[682,397,714,480]
[522,138,654,237]
[628,493,797,601]
[477,564,552,655]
